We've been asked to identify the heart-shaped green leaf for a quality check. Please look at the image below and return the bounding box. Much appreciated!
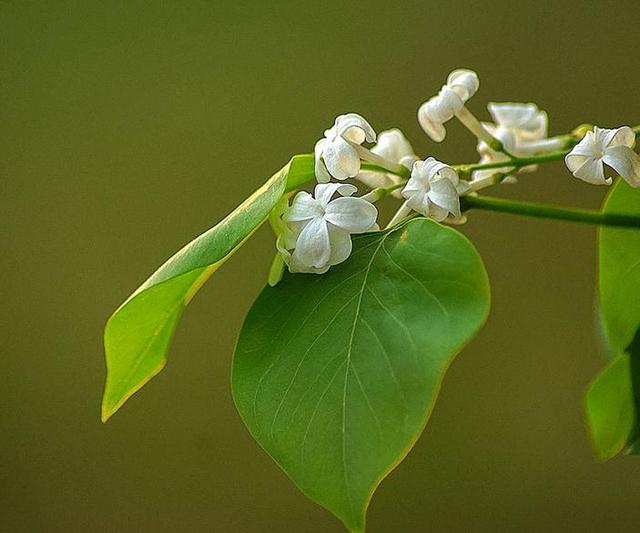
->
[102,155,314,422]
[586,179,640,458]
[232,218,490,532]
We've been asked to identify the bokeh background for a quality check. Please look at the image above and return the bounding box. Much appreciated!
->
[3,1,640,531]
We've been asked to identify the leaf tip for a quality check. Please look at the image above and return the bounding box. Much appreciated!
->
[100,358,168,424]
[100,403,114,424]
[100,386,121,424]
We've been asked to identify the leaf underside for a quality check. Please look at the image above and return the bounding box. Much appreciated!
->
[232,218,490,531]
[102,155,314,421]
[587,180,640,459]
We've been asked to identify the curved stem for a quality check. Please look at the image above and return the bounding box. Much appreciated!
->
[456,150,568,174]
[462,195,640,229]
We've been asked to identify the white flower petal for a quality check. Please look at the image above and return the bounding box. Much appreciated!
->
[594,126,619,148]
[487,102,547,140]
[565,152,589,174]
[428,202,450,222]
[402,179,426,200]
[288,254,330,274]
[568,127,638,186]
[323,136,361,180]
[286,192,322,222]
[419,157,444,177]
[413,157,459,187]
[371,128,417,165]
[603,145,640,187]
[417,108,447,142]
[610,126,636,148]
[565,133,599,174]
[566,140,598,158]
[402,167,429,194]
[314,183,357,206]
[403,157,460,220]
[488,102,534,126]
[314,139,332,183]
[282,220,305,250]
[399,154,419,169]
[491,125,517,153]
[579,129,598,147]
[327,226,353,266]
[404,189,428,215]
[446,69,479,101]
[417,86,463,142]
[572,156,610,185]
[292,217,331,268]
[429,161,459,187]
[325,197,378,233]
[428,177,461,217]
[429,86,463,121]
[334,113,376,143]
[410,158,432,182]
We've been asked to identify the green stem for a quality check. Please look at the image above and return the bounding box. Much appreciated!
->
[456,150,568,173]
[360,161,410,179]
[361,181,406,203]
[457,125,640,175]
[462,195,640,229]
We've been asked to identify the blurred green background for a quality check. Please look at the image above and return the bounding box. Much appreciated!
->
[2,1,640,531]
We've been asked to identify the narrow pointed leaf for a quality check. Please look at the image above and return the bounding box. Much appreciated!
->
[102,155,314,422]
[586,179,640,458]
[232,218,490,531]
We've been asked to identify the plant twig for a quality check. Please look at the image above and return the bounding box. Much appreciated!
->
[462,195,640,229]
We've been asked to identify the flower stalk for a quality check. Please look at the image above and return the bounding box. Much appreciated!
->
[461,195,640,229]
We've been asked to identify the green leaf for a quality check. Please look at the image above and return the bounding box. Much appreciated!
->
[599,179,640,354]
[102,154,314,422]
[585,346,639,460]
[586,179,640,458]
[232,218,490,532]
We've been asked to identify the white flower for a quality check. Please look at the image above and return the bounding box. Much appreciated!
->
[402,158,465,221]
[356,128,418,196]
[473,102,549,183]
[485,102,548,143]
[278,183,378,274]
[565,126,640,187]
[418,69,479,142]
[314,113,376,183]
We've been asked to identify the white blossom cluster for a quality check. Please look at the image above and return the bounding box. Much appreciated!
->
[273,69,640,275]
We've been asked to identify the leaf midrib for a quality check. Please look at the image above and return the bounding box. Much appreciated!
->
[341,235,387,524]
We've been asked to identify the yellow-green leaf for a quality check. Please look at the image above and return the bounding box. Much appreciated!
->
[102,154,314,421]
